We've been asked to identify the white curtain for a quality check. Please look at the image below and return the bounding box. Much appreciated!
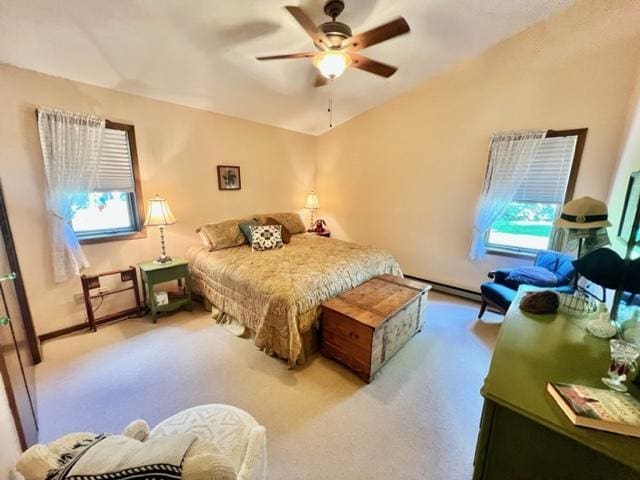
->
[37,108,105,283]
[469,130,547,261]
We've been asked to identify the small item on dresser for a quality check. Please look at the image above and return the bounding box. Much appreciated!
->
[601,339,640,392]
[547,382,640,438]
[557,292,597,316]
[587,303,617,339]
[518,290,559,314]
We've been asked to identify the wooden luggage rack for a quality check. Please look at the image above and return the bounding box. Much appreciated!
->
[80,266,143,331]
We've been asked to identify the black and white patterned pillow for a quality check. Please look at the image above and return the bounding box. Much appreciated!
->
[250,225,283,251]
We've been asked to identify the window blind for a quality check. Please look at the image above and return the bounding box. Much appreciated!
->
[512,135,577,204]
[95,128,135,192]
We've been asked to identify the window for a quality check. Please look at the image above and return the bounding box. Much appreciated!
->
[71,122,145,243]
[486,129,586,254]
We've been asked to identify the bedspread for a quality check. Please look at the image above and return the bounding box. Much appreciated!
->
[186,234,402,365]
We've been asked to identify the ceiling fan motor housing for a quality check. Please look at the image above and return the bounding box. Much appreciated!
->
[319,21,352,47]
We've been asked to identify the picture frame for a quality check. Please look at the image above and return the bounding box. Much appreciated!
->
[217,165,241,191]
[618,171,640,244]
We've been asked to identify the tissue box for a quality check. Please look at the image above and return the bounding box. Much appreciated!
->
[154,291,169,306]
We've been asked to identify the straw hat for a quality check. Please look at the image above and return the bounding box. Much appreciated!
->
[553,196,612,229]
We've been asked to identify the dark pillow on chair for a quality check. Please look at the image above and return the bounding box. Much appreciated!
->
[262,217,292,243]
[505,266,558,288]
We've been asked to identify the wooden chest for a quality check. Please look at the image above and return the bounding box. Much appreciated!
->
[320,274,431,383]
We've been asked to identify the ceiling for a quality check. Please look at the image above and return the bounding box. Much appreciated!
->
[0,0,573,135]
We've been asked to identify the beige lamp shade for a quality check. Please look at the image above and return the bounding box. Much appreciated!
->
[305,192,319,210]
[144,195,176,226]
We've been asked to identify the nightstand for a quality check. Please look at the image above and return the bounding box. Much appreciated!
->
[138,258,192,323]
[307,230,331,238]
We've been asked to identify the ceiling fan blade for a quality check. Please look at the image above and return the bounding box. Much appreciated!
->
[256,52,316,60]
[349,53,397,78]
[285,6,331,50]
[343,17,410,52]
[314,72,328,87]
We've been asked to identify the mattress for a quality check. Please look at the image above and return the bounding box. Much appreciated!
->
[186,234,402,365]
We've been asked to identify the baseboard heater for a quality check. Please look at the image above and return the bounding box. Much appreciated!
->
[404,275,481,302]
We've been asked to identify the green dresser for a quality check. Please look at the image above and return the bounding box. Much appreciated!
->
[138,258,192,323]
[473,293,640,479]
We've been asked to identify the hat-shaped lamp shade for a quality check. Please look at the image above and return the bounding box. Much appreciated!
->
[145,195,176,263]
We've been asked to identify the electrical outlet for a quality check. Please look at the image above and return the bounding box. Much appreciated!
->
[73,293,85,304]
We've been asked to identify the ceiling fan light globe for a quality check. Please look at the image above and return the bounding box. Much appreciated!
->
[313,50,351,79]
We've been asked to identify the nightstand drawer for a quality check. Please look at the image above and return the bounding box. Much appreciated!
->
[144,264,189,283]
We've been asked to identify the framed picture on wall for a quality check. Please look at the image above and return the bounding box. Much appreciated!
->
[618,171,640,244]
[217,165,241,190]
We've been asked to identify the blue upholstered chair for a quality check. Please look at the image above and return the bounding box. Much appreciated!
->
[478,250,576,318]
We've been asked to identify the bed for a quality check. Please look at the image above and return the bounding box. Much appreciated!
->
[186,234,401,365]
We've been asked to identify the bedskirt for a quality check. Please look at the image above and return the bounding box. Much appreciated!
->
[187,235,402,365]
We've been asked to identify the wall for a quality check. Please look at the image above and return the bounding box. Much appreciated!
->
[0,381,21,477]
[607,60,640,257]
[0,63,316,335]
[316,1,640,291]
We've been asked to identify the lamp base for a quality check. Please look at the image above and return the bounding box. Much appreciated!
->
[154,255,173,264]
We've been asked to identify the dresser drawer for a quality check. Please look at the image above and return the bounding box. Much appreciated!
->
[322,310,373,351]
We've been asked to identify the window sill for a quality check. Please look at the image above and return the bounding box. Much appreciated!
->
[486,246,538,259]
[78,229,147,245]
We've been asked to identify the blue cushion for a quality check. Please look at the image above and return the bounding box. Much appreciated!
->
[481,282,517,310]
[535,250,559,272]
[555,255,576,285]
[534,250,575,285]
[505,266,558,288]
[238,220,259,244]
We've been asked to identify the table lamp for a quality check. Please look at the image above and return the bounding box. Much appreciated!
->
[305,191,319,229]
[145,195,176,263]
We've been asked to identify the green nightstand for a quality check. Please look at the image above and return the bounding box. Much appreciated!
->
[138,258,192,323]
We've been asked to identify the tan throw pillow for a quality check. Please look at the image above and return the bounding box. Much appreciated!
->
[262,217,292,243]
[253,212,306,235]
[196,219,249,251]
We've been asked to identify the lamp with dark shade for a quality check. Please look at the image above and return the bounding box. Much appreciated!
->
[145,195,176,263]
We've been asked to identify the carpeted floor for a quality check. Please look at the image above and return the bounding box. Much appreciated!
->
[36,292,501,480]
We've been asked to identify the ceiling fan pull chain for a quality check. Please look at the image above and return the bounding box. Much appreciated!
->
[328,79,334,128]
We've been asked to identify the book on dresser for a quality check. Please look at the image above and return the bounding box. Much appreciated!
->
[547,382,640,438]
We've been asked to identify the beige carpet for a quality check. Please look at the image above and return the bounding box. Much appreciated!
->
[36,292,501,480]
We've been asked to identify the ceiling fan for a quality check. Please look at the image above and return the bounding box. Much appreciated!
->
[256,0,410,86]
